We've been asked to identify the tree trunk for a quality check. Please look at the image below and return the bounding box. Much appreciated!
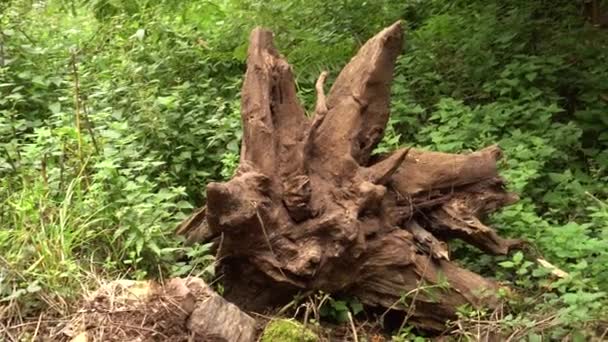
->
[177,21,521,331]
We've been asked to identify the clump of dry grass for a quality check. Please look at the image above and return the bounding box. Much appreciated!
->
[1,274,189,342]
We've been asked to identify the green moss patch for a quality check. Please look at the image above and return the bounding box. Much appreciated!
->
[260,319,317,342]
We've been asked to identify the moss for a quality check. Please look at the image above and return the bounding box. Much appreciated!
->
[260,319,317,342]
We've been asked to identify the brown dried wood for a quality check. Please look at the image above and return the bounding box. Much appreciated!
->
[177,21,521,330]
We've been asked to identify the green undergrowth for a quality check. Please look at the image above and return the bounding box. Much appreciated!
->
[1,0,607,340]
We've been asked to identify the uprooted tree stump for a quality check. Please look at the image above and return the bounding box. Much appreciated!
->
[177,21,522,330]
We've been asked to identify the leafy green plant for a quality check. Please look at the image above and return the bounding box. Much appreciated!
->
[392,325,427,342]
[319,295,364,324]
[170,242,215,279]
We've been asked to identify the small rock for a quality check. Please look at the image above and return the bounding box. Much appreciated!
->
[188,293,257,342]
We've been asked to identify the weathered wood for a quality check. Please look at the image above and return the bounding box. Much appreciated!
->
[178,21,521,330]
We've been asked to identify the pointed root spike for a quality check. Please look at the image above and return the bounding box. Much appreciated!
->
[363,147,411,184]
[315,71,329,115]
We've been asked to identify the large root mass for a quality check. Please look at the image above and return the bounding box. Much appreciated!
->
[177,21,520,330]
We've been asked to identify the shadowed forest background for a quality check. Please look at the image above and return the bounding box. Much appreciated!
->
[1,0,607,340]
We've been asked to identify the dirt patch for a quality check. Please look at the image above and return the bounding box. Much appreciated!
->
[20,278,256,342]
[74,293,190,340]
[5,278,393,342]
[48,280,189,341]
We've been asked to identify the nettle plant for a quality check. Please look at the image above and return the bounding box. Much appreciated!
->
[0,3,228,310]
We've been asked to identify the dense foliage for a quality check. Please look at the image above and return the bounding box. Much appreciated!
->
[1,0,607,339]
